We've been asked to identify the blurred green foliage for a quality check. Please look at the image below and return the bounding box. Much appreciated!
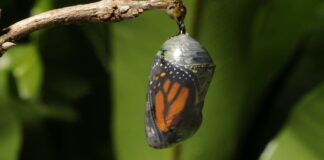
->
[0,0,323,160]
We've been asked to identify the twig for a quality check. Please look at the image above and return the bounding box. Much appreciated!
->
[0,0,170,55]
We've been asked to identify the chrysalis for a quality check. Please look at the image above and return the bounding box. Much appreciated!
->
[145,0,215,148]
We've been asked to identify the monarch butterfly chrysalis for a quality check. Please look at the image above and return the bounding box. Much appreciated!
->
[145,34,215,148]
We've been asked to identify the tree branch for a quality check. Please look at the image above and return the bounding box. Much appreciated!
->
[0,0,170,55]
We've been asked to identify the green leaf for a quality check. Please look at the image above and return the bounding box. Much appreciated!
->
[250,0,321,93]
[0,104,22,160]
[31,0,53,15]
[13,102,78,125]
[6,44,43,100]
[0,66,11,101]
[260,82,324,160]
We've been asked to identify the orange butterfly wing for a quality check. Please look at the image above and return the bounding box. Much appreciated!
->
[155,80,189,132]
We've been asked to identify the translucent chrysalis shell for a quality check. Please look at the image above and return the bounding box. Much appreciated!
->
[145,34,215,148]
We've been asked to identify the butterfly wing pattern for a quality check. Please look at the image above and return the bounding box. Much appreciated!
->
[145,34,215,148]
